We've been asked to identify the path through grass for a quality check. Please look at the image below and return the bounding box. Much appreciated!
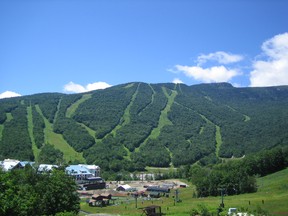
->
[0,113,13,141]
[66,94,92,118]
[215,125,222,158]
[110,83,140,137]
[135,88,177,152]
[27,105,40,161]
[36,105,85,163]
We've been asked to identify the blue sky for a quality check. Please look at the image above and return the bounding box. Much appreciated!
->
[1,0,288,98]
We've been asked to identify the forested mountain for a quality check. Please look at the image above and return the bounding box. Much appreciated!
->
[1,82,288,172]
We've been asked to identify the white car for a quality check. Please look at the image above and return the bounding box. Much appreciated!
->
[228,208,251,216]
[228,208,237,215]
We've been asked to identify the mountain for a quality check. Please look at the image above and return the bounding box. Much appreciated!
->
[1,82,288,171]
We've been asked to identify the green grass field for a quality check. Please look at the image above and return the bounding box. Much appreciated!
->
[80,168,288,215]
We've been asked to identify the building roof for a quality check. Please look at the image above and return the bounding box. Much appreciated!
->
[92,193,112,200]
[146,186,170,193]
[79,164,100,170]
[117,184,131,190]
[1,159,20,171]
[20,161,35,167]
[65,165,92,175]
[38,164,58,172]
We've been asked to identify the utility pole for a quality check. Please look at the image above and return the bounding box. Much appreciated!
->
[174,189,180,206]
[175,189,179,202]
[218,187,225,208]
[135,194,138,208]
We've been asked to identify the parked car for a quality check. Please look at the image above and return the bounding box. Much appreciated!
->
[228,208,237,215]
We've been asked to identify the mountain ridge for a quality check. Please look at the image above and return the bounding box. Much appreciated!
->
[1,82,288,172]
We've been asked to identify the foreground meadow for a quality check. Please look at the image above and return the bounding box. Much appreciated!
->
[80,168,288,215]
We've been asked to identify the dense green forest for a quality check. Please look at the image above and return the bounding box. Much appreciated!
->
[188,146,288,197]
[0,166,79,216]
[1,82,288,173]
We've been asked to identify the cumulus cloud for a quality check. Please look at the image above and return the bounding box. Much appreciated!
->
[64,81,112,93]
[172,78,183,84]
[197,51,243,65]
[175,65,240,83]
[174,51,243,83]
[86,82,112,91]
[172,51,243,83]
[0,91,21,99]
[250,32,288,87]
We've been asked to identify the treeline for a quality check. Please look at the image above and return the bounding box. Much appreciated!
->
[220,103,288,157]
[29,93,63,123]
[190,83,288,158]
[1,82,288,171]
[147,147,288,197]
[0,98,19,124]
[83,134,144,174]
[0,101,34,161]
[38,144,64,164]
[53,94,95,152]
[188,146,288,197]
[31,105,45,148]
[157,102,216,166]
[74,83,138,139]
[54,117,95,152]
[131,138,171,167]
[115,83,168,151]
[0,166,79,216]
[175,83,288,159]
[83,83,171,168]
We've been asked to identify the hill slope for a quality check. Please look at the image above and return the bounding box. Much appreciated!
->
[1,82,288,171]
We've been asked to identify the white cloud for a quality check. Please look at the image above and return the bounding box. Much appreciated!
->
[261,33,288,60]
[250,32,288,87]
[175,65,240,83]
[172,51,243,84]
[64,82,86,93]
[172,78,183,84]
[86,82,112,91]
[64,81,112,93]
[197,51,243,65]
[0,91,21,99]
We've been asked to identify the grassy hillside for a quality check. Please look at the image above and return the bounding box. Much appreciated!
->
[1,82,288,170]
[222,167,288,214]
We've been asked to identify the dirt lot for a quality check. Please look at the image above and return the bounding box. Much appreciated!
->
[78,179,188,197]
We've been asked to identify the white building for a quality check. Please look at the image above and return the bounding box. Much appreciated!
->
[1,159,21,171]
[65,164,93,180]
[38,164,59,172]
[78,164,101,177]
